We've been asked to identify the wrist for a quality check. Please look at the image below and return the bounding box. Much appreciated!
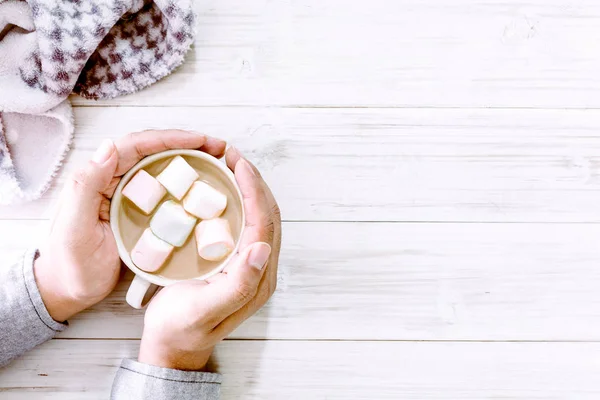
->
[138,339,213,371]
[34,254,83,322]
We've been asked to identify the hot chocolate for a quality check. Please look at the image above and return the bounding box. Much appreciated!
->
[117,155,243,281]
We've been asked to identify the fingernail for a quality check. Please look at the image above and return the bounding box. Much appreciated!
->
[190,131,207,140]
[209,134,226,144]
[247,242,271,270]
[192,131,225,143]
[228,146,241,158]
[92,139,114,164]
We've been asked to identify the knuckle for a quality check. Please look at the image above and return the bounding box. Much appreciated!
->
[131,130,146,138]
[99,198,111,217]
[232,280,257,304]
[123,132,146,157]
[271,204,283,247]
[71,167,89,187]
[271,203,282,222]
[266,222,275,243]
[258,220,275,243]
[253,223,270,242]
[125,131,143,142]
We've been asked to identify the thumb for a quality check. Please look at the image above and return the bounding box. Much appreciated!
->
[203,242,272,325]
[64,139,118,224]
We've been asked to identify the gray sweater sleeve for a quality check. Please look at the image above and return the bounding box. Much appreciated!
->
[0,250,67,367]
[111,359,222,399]
[0,250,222,399]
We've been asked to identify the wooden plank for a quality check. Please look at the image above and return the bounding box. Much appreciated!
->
[2,340,600,399]
[3,219,600,341]
[68,0,600,108]
[4,107,600,222]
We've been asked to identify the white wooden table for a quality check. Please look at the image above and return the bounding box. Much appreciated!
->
[3,0,600,398]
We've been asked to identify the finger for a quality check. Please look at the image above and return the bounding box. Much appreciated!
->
[216,208,281,337]
[225,147,262,178]
[216,250,280,343]
[112,130,226,178]
[104,130,226,198]
[225,146,243,171]
[227,145,280,213]
[226,146,277,222]
[210,248,278,339]
[61,140,118,226]
[223,146,281,271]
[234,158,273,249]
[99,197,111,221]
[199,135,227,159]
[201,242,271,326]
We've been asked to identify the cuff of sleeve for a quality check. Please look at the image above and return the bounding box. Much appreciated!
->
[120,359,222,384]
[0,249,67,367]
[23,249,68,333]
[111,359,222,399]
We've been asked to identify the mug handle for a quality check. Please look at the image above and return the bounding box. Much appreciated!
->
[126,275,157,309]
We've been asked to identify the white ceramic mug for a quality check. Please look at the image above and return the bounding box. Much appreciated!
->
[109,149,245,309]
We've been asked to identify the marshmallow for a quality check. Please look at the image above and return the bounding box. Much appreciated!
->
[183,181,228,219]
[150,200,197,247]
[156,156,199,200]
[195,218,235,261]
[131,228,174,273]
[122,170,166,214]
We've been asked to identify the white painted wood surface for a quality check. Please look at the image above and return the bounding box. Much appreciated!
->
[70,0,600,109]
[3,340,600,399]
[2,0,600,398]
[7,107,600,222]
[3,220,600,341]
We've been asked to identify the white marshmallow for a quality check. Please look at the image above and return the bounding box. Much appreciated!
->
[131,228,174,273]
[156,156,199,200]
[122,170,166,214]
[183,181,228,219]
[150,200,197,247]
[195,218,235,261]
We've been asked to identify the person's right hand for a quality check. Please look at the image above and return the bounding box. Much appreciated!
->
[138,147,281,371]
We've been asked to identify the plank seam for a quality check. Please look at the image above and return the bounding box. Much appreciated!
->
[7,219,600,224]
[51,338,600,343]
[71,104,600,110]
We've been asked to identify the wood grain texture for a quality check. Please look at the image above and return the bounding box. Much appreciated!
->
[2,0,600,397]
[2,340,600,399]
[4,219,600,341]
[68,0,600,108]
[3,107,600,222]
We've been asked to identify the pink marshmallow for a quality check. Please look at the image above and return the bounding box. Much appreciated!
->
[195,218,235,261]
[183,181,228,219]
[122,170,166,215]
[131,228,174,273]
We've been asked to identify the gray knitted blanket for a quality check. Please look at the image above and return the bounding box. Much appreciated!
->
[0,0,196,204]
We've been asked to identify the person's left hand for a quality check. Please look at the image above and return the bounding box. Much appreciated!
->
[34,130,227,322]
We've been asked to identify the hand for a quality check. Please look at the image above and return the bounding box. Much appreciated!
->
[35,130,227,322]
[138,147,282,371]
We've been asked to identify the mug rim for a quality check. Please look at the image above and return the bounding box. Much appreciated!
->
[109,149,245,286]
